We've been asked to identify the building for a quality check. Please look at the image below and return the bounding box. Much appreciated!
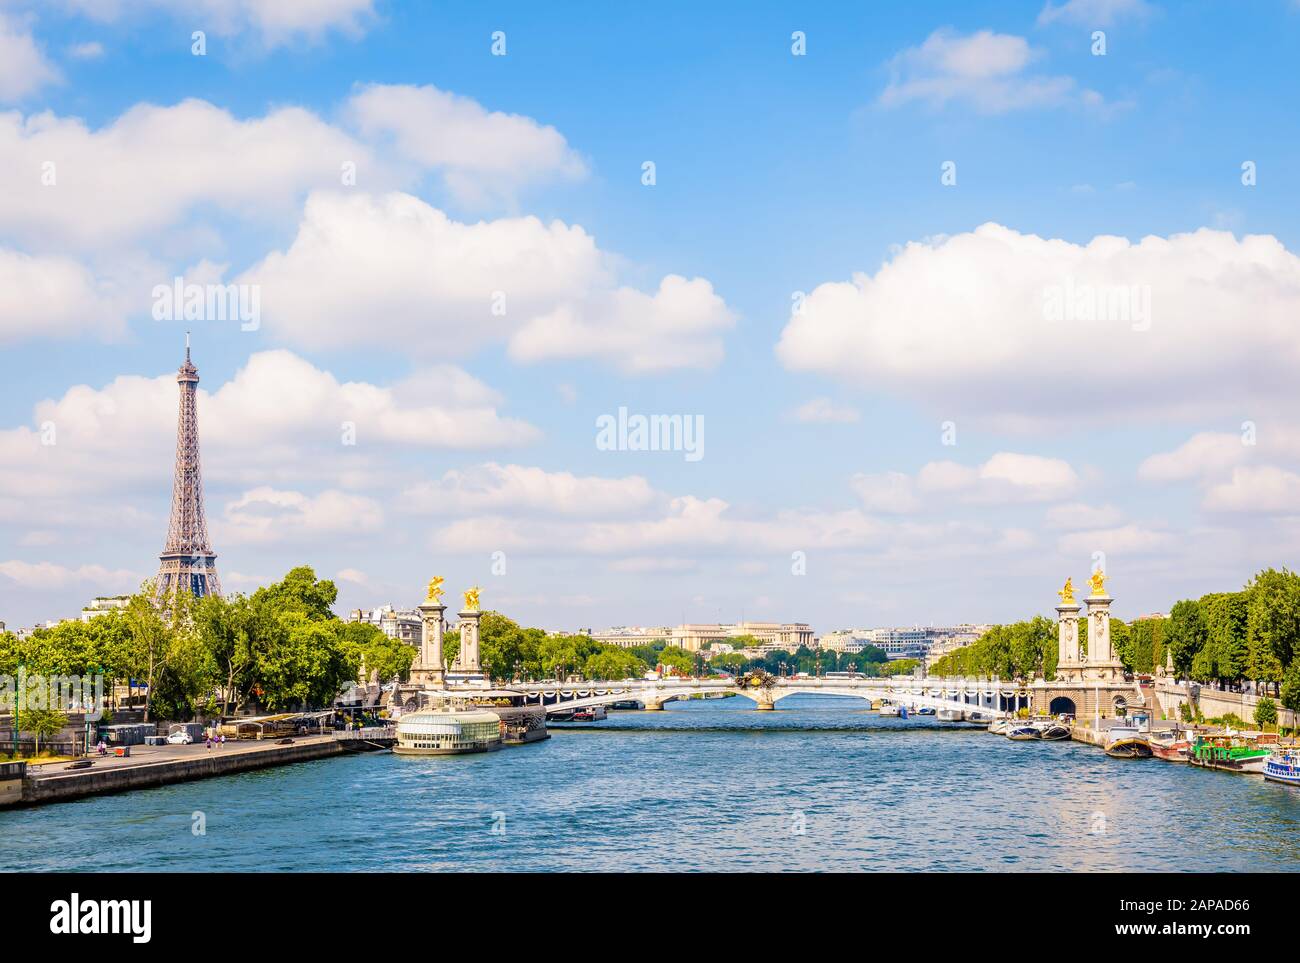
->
[820,624,991,665]
[348,605,422,646]
[579,626,672,649]
[81,596,130,622]
[670,621,814,653]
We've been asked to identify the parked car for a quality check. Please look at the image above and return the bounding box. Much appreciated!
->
[166,730,194,745]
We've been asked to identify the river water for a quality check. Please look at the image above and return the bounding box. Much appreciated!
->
[5,695,1299,872]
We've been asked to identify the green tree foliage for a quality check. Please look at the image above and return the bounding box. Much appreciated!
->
[584,648,647,680]
[1245,568,1300,685]
[655,645,695,676]
[1166,599,1206,678]
[1281,659,1300,714]
[1254,695,1278,728]
[928,618,1053,680]
[17,707,68,755]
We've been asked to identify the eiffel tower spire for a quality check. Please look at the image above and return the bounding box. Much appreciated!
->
[155,334,221,601]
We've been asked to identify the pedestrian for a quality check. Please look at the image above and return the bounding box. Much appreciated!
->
[205,735,212,752]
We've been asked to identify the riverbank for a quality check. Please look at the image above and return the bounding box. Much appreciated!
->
[8,735,346,808]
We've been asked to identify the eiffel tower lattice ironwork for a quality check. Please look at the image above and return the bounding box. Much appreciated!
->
[154,335,221,601]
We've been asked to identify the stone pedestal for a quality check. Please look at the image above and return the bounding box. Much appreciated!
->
[410,603,446,687]
[1082,593,1124,681]
[456,609,482,673]
[1055,603,1082,682]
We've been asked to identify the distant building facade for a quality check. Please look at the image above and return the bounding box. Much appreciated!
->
[348,605,422,646]
[81,596,130,622]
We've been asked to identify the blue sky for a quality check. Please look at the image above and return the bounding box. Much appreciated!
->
[2,0,1299,632]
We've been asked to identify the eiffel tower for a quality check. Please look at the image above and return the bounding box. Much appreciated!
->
[154,334,222,601]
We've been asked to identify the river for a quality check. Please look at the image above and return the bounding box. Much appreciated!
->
[4,695,1299,872]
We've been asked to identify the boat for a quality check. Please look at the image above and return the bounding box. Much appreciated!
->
[915,706,936,716]
[1104,725,1152,758]
[963,710,994,726]
[1006,722,1042,741]
[1263,748,1300,786]
[573,706,607,721]
[878,703,900,717]
[1147,727,1192,762]
[393,707,503,756]
[1037,721,1071,741]
[988,717,1010,735]
[609,700,643,710]
[935,707,963,722]
[1189,734,1270,774]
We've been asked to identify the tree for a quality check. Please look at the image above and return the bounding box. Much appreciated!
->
[17,707,67,756]
[656,646,695,676]
[1166,599,1206,679]
[252,566,338,621]
[1245,568,1300,687]
[1281,659,1300,714]
[1254,695,1278,729]
[124,582,177,723]
[584,648,646,681]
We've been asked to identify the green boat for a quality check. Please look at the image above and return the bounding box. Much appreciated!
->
[1189,734,1271,774]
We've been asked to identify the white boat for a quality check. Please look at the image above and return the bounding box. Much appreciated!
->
[878,703,901,717]
[935,707,963,722]
[1263,748,1300,786]
[963,710,994,726]
[988,718,1010,735]
[1036,721,1071,741]
[1005,722,1042,741]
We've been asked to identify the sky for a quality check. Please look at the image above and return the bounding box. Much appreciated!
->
[1,0,1299,633]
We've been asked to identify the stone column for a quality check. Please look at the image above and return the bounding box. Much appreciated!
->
[457,609,482,673]
[411,603,446,686]
[1056,601,1082,681]
[1083,590,1123,681]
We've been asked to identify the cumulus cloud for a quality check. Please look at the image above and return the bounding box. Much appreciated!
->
[852,453,1079,513]
[402,463,658,517]
[777,223,1300,428]
[1058,524,1175,556]
[218,487,384,545]
[246,191,735,372]
[0,560,139,590]
[879,29,1098,114]
[0,85,583,252]
[1203,467,1300,514]
[0,14,59,101]
[0,249,139,343]
[0,349,539,504]
[345,83,586,203]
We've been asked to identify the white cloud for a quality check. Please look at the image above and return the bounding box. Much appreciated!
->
[0,350,539,505]
[507,274,735,374]
[0,249,137,343]
[777,223,1300,428]
[59,0,377,47]
[246,191,734,372]
[0,14,59,101]
[1203,467,1300,514]
[788,397,861,424]
[0,560,139,590]
[1038,0,1154,27]
[879,29,1097,114]
[0,100,374,250]
[1045,502,1124,530]
[853,453,1078,512]
[218,487,384,545]
[1058,524,1175,556]
[402,463,657,517]
[1137,431,1247,483]
[850,471,922,514]
[0,85,583,253]
[345,83,586,203]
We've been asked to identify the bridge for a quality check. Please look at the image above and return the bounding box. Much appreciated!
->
[432,675,1023,718]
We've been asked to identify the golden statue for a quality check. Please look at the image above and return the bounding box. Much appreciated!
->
[463,585,481,611]
[1088,569,1107,596]
[1057,577,1075,605]
[424,576,445,604]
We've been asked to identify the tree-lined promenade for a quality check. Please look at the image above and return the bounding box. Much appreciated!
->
[2,565,917,722]
[930,566,1300,714]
